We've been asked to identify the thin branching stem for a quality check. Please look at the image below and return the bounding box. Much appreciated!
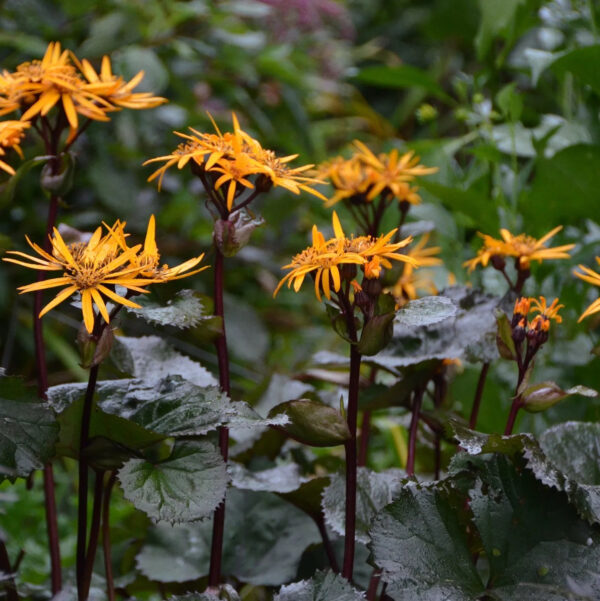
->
[337,289,361,581]
[102,472,117,601]
[469,362,490,430]
[208,247,230,587]
[406,388,424,477]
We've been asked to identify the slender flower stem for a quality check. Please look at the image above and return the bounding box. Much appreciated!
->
[357,410,371,467]
[81,472,104,599]
[468,362,490,430]
[77,361,100,601]
[0,538,18,601]
[338,290,361,581]
[102,472,117,601]
[504,363,528,435]
[367,568,382,601]
[406,388,424,477]
[32,192,62,595]
[208,248,230,588]
[314,516,339,573]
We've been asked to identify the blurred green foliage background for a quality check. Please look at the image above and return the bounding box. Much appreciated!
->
[2,0,600,595]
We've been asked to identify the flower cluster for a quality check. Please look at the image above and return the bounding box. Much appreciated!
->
[464,226,574,272]
[0,41,166,173]
[145,113,325,210]
[511,296,563,348]
[3,216,207,332]
[274,211,416,301]
[315,140,437,208]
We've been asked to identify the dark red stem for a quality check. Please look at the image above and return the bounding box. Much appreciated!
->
[102,472,117,601]
[81,471,104,599]
[77,361,100,601]
[468,362,490,430]
[0,538,18,601]
[358,410,371,467]
[367,568,382,601]
[338,290,361,581]
[406,388,424,477]
[314,515,339,573]
[32,193,62,594]
[208,248,230,587]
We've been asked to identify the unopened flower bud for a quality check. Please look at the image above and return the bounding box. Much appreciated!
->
[490,254,506,272]
[512,317,527,345]
[362,277,382,298]
[512,297,530,327]
[340,263,357,282]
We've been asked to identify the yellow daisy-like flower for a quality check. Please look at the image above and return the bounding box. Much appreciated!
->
[274,211,416,301]
[527,296,563,332]
[330,212,416,277]
[73,54,167,111]
[464,226,575,272]
[107,215,208,281]
[144,113,324,207]
[3,217,207,333]
[273,223,364,301]
[352,141,437,202]
[0,119,30,174]
[15,42,112,130]
[316,141,437,208]
[574,258,600,322]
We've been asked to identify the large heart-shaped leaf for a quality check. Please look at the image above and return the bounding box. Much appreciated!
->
[118,440,228,523]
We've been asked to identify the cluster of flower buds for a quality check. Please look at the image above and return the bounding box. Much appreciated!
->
[511,296,563,358]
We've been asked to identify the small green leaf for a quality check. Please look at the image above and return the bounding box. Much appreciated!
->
[496,312,516,360]
[551,45,600,96]
[322,467,402,543]
[0,155,52,208]
[268,399,350,447]
[40,152,76,196]
[118,440,228,523]
[274,570,365,601]
[0,376,59,479]
[357,312,395,356]
[522,382,597,413]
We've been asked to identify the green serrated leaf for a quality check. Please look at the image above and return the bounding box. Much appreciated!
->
[48,376,286,439]
[395,296,457,328]
[136,489,320,585]
[274,570,365,601]
[322,467,402,544]
[0,376,59,479]
[118,440,229,523]
[374,287,499,370]
[229,462,304,493]
[268,399,350,447]
[128,289,217,330]
[167,587,240,601]
[112,335,217,387]
[370,480,482,600]
[54,396,165,463]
